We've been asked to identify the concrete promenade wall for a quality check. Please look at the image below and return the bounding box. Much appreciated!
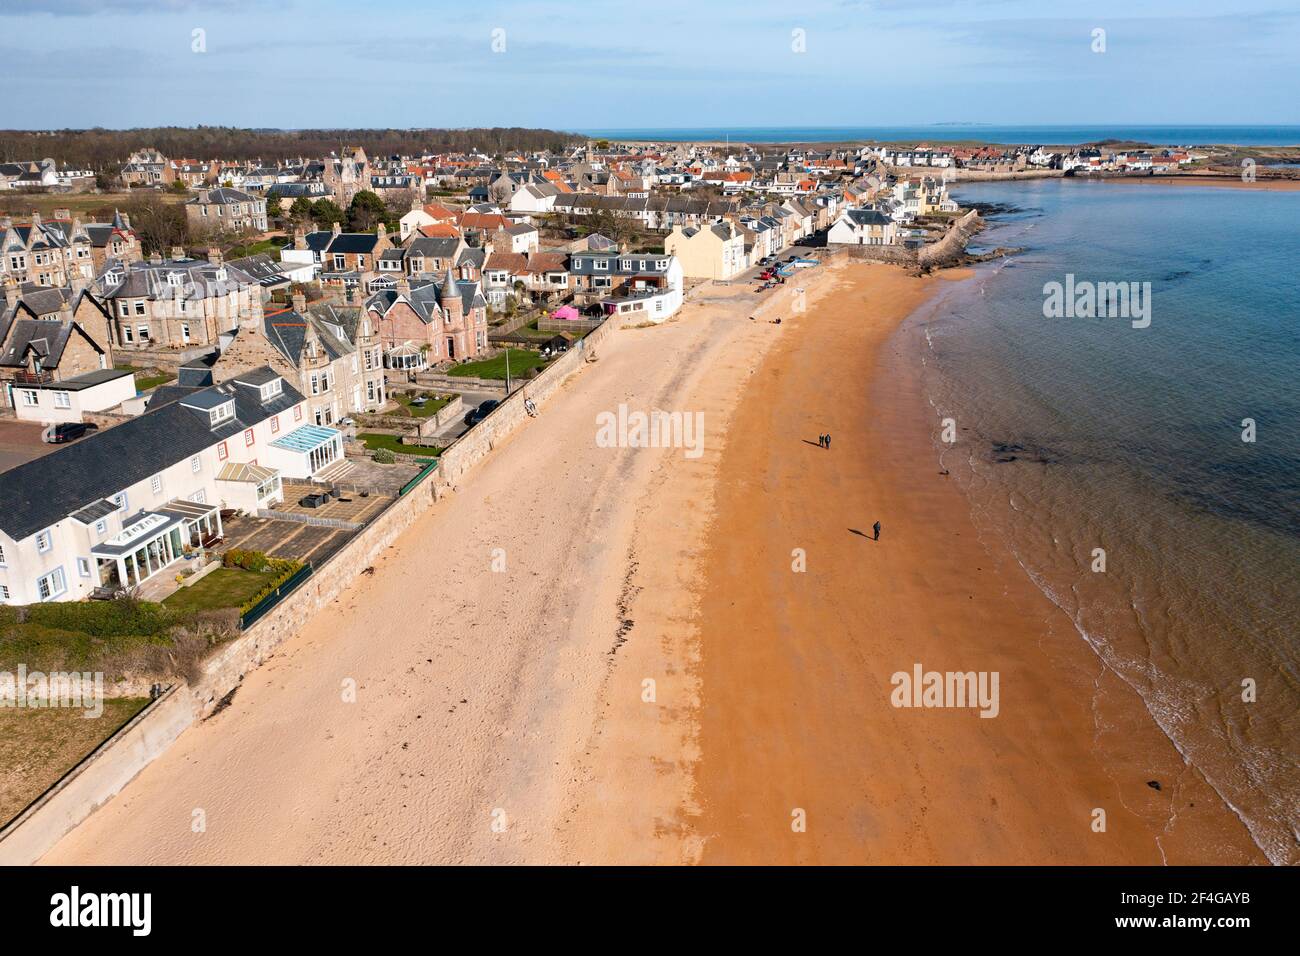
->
[0,684,193,865]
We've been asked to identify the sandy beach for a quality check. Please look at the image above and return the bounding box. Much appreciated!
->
[39,258,1264,865]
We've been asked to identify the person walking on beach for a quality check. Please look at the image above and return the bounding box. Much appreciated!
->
[873,520,881,541]
[825,433,832,449]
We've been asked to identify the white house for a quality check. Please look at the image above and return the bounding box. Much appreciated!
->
[11,368,136,424]
[828,208,899,246]
[0,366,342,604]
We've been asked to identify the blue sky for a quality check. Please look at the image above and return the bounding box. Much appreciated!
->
[1,0,1297,129]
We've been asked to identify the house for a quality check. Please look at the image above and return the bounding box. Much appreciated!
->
[119,148,172,187]
[664,221,746,280]
[364,270,489,369]
[1,280,117,409]
[9,368,137,424]
[827,208,899,246]
[209,292,379,426]
[399,200,458,241]
[1,212,97,287]
[568,251,684,322]
[96,251,262,351]
[0,367,345,605]
[186,187,269,235]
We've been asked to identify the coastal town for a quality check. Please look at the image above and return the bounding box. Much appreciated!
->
[0,127,1291,877]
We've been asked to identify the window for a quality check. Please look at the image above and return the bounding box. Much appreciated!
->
[217,441,228,461]
[36,567,67,601]
[134,301,146,316]
[112,492,128,512]
[137,325,150,341]
[53,391,71,409]
[20,389,37,407]
[94,519,107,535]
[36,529,52,553]
[209,401,235,427]
[333,254,346,270]
[244,428,255,447]
[0,543,5,565]
[150,474,163,494]
[191,455,201,473]
[191,489,206,504]
[122,325,134,343]
[119,301,131,318]
[294,405,302,421]
[0,585,9,602]
[270,415,280,434]
[77,557,91,577]
[259,379,282,400]
[181,322,190,342]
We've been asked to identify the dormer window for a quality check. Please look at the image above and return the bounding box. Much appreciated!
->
[167,271,184,288]
[259,378,283,401]
[209,400,235,427]
[214,267,227,282]
[103,269,121,285]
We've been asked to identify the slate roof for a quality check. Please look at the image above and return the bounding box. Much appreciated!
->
[96,257,258,301]
[0,369,303,542]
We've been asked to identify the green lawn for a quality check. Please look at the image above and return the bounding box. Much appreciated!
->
[225,236,288,259]
[448,348,546,380]
[163,568,269,614]
[115,364,175,392]
[357,432,439,458]
[389,393,450,418]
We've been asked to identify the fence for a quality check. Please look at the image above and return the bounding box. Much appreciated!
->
[239,562,314,629]
[399,459,440,497]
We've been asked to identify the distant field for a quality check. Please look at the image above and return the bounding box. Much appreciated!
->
[0,190,186,219]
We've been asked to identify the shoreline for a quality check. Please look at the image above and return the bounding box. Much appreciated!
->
[679,262,1265,864]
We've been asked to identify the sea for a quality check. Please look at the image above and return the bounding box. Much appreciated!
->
[907,178,1299,864]
[578,125,1300,147]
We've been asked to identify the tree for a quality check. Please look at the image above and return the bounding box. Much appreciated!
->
[311,198,344,227]
[122,192,188,255]
[347,190,387,231]
[289,196,314,223]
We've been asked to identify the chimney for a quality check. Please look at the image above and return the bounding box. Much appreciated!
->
[396,274,410,296]
[58,299,74,323]
[70,274,89,298]
[53,207,71,221]
[242,294,264,332]
[332,221,342,237]
[121,213,131,230]
[170,245,186,260]
[376,222,387,241]
[292,291,306,313]
[1,275,18,309]
[293,226,306,251]
[149,252,162,265]
[30,210,41,229]
[208,247,223,266]
[0,216,11,230]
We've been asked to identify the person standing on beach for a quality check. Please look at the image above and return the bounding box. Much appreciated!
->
[826,434,832,449]
[818,434,826,448]
[873,520,881,541]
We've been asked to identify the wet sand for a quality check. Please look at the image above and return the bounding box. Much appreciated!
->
[680,263,1265,864]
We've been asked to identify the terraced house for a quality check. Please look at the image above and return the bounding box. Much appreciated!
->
[0,366,347,605]
[1,212,95,287]
[95,251,261,350]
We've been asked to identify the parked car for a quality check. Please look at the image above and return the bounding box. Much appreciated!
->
[477,399,500,418]
[43,422,97,444]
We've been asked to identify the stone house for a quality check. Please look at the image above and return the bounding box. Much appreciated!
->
[186,187,269,235]
[95,250,261,351]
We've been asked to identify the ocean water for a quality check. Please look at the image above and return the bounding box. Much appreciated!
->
[914,179,1300,863]
[578,125,1300,147]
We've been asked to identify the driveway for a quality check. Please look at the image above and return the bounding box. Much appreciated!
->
[0,420,54,473]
